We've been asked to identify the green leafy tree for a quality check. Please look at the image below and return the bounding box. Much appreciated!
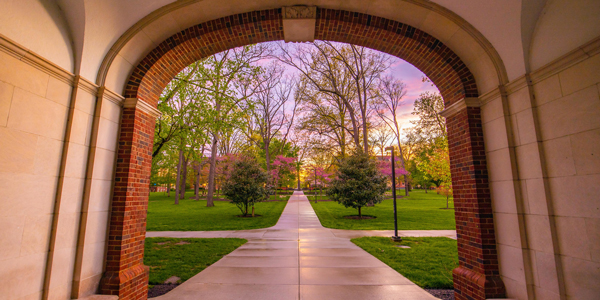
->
[327,151,387,218]
[178,44,268,206]
[221,156,271,217]
[416,138,452,208]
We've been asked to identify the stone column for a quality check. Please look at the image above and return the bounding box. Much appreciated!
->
[99,98,160,299]
[441,98,506,300]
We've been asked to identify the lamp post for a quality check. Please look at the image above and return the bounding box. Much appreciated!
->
[314,166,317,203]
[386,146,402,242]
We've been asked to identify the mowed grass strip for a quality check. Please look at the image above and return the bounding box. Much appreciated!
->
[144,238,246,287]
[352,237,458,289]
[147,191,288,231]
[310,189,455,230]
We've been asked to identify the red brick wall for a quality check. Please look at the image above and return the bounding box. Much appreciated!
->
[447,107,505,300]
[113,7,503,300]
[100,107,154,300]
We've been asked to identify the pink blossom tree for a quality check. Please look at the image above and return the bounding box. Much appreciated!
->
[377,157,408,190]
[270,155,297,196]
[306,166,333,202]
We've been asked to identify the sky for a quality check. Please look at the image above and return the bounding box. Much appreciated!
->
[382,58,440,136]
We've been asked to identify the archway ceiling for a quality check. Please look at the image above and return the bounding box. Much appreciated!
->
[94,0,514,95]
[41,0,594,93]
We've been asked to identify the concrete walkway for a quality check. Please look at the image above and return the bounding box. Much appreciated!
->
[151,191,449,300]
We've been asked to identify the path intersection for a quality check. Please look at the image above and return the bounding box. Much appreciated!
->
[147,191,456,299]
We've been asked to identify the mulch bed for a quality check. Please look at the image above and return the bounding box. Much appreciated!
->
[425,289,455,300]
[148,284,179,298]
[343,215,377,220]
[237,214,263,217]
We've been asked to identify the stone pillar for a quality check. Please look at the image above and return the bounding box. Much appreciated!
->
[441,98,506,300]
[99,98,159,300]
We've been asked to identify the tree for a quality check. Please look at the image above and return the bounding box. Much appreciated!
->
[276,41,390,153]
[373,75,411,195]
[416,138,452,208]
[181,44,269,207]
[377,156,409,187]
[221,155,271,217]
[370,122,395,156]
[243,63,298,174]
[408,91,446,144]
[270,155,296,194]
[305,165,332,202]
[326,152,387,218]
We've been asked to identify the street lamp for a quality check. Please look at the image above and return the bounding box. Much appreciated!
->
[385,146,402,242]
[314,166,317,204]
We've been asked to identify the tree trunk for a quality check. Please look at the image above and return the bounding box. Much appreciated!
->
[404,175,409,196]
[174,148,184,205]
[206,135,218,207]
[446,196,449,209]
[297,166,301,190]
[167,184,171,197]
[252,205,255,217]
[195,163,200,201]
[180,158,188,199]
[358,206,362,219]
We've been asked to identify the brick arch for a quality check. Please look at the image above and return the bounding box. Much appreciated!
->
[105,7,504,300]
[125,8,476,108]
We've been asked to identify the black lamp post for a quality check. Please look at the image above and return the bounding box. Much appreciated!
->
[314,166,317,203]
[386,146,402,242]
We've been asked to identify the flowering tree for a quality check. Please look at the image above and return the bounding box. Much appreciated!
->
[305,166,333,202]
[377,157,409,189]
[270,155,297,195]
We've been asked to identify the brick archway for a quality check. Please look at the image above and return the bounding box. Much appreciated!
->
[103,8,504,300]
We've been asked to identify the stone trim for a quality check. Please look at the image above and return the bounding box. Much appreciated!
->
[77,76,100,97]
[0,33,75,86]
[283,6,316,19]
[0,33,111,98]
[282,6,317,43]
[99,87,125,106]
[123,98,161,118]
[530,35,600,84]
[480,36,600,106]
[439,97,480,118]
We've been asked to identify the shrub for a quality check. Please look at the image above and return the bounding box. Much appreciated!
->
[326,152,388,218]
[221,156,271,216]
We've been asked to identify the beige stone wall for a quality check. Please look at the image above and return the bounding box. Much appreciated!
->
[0,48,70,300]
[481,39,600,300]
[534,51,600,300]
[0,37,123,299]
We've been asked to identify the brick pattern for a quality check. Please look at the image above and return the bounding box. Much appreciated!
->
[99,107,155,300]
[314,9,478,106]
[117,7,502,300]
[447,107,505,300]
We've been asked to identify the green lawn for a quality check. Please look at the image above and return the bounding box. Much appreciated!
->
[147,191,287,231]
[310,189,455,230]
[352,237,458,288]
[144,238,246,287]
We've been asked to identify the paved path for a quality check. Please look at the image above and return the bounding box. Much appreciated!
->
[152,191,449,300]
